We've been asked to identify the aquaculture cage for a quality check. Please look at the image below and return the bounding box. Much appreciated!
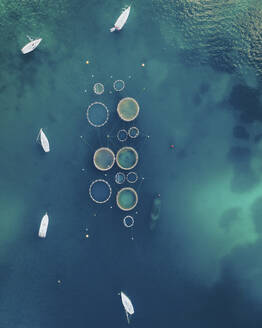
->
[86,102,109,127]
[93,147,115,171]
[93,83,104,95]
[128,126,139,139]
[117,129,128,142]
[126,171,138,184]
[117,97,139,122]
[116,147,138,170]
[89,179,112,204]
[123,215,134,228]
[116,187,138,211]
[115,172,126,184]
[113,80,125,92]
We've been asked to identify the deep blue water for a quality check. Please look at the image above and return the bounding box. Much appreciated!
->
[1,0,262,327]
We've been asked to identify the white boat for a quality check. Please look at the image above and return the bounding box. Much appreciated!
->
[38,213,49,238]
[21,36,42,54]
[120,291,134,324]
[110,6,131,32]
[37,128,50,152]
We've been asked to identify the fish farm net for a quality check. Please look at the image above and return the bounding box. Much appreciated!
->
[123,215,134,228]
[93,83,105,95]
[89,179,112,204]
[86,102,109,127]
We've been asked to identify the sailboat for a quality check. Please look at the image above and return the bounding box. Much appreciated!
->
[37,128,50,152]
[110,6,131,32]
[21,36,42,54]
[120,291,134,324]
[38,213,49,238]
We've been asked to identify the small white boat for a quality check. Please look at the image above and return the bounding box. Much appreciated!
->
[37,128,50,152]
[21,36,42,54]
[110,6,131,32]
[38,213,49,238]
[120,291,134,324]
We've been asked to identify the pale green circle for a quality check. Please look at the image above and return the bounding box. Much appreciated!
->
[117,97,139,121]
[117,188,138,211]
[116,147,138,170]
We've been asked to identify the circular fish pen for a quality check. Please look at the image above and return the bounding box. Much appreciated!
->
[86,102,109,127]
[117,97,139,122]
[117,129,128,142]
[93,83,104,95]
[113,80,125,92]
[123,215,134,228]
[126,171,138,184]
[115,172,126,184]
[116,187,138,211]
[116,147,138,170]
[89,179,112,204]
[93,147,115,171]
[128,126,139,139]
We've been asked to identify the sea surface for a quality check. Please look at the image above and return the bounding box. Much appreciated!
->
[1,0,262,327]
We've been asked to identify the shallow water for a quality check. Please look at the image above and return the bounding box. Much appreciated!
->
[1,0,262,327]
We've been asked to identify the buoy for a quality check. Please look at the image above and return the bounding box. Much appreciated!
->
[57,280,61,284]
[86,60,89,64]
[141,63,145,67]
[85,234,89,238]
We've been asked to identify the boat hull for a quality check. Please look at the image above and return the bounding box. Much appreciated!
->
[40,129,50,152]
[111,6,131,31]
[21,38,42,54]
[121,291,134,314]
[38,213,49,238]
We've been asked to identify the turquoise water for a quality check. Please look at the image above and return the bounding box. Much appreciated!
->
[1,0,262,327]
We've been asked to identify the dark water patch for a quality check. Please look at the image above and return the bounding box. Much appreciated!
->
[193,93,202,106]
[227,146,251,163]
[207,37,236,74]
[251,197,262,234]
[200,82,210,94]
[229,84,262,123]
[0,84,7,94]
[220,207,242,231]
[227,146,258,193]
[254,133,262,143]
[193,82,211,106]
[233,125,250,140]
[178,48,204,68]
[205,270,261,328]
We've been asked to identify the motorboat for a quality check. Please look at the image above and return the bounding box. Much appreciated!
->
[21,36,42,54]
[37,128,50,152]
[110,6,131,32]
[38,213,49,238]
[120,291,134,324]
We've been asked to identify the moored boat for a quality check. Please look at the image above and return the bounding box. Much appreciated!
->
[21,36,42,54]
[110,6,131,32]
[120,291,134,324]
[37,128,50,153]
[38,213,49,238]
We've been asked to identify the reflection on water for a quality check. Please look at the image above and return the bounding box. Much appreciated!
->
[153,0,262,76]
